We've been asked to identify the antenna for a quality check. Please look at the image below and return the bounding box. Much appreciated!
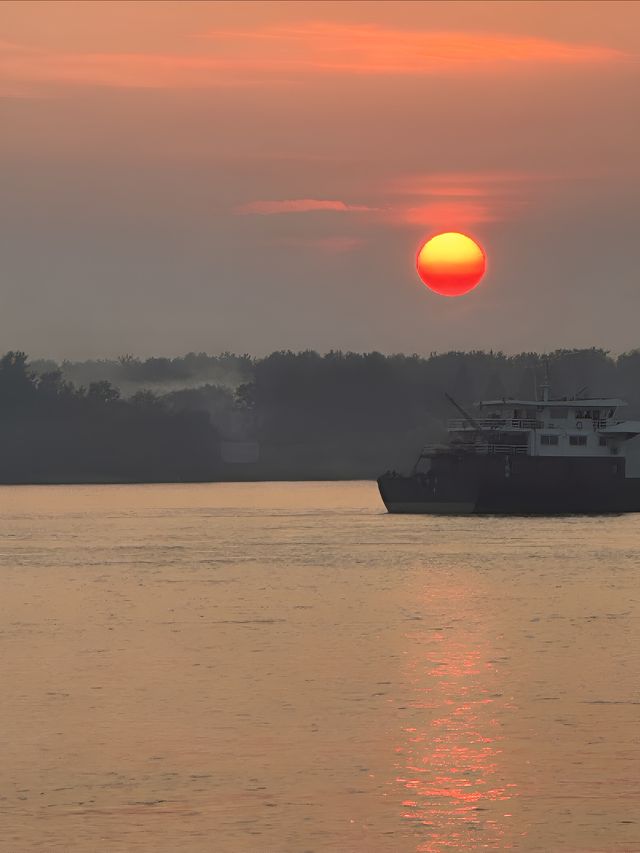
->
[539,359,551,402]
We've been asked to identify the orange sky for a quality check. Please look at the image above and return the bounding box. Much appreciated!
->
[2,1,640,357]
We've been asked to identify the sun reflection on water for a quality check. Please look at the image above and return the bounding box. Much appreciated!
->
[394,591,518,851]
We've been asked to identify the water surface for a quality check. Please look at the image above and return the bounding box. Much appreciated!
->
[0,482,638,851]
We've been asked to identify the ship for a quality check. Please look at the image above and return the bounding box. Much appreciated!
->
[377,382,640,514]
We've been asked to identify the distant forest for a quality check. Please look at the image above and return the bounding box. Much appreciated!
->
[3,347,640,483]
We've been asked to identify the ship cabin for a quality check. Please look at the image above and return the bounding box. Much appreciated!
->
[446,386,640,459]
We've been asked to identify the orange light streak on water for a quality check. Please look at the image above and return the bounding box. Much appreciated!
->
[393,584,518,851]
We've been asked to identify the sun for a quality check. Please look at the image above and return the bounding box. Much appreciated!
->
[416,232,486,297]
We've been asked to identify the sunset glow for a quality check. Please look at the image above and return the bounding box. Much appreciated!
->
[2,0,639,352]
[416,232,486,297]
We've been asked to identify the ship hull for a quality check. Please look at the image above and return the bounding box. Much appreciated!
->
[378,454,640,515]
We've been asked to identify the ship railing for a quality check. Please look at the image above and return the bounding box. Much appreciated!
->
[447,418,543,432]
[479,443,528,455]
[420,443,528,456]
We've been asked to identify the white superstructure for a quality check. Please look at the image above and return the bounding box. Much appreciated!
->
[446,385,640,461]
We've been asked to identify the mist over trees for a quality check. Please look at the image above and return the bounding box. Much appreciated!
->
[4,346,640,483]
[0,352,220,483]
[30,352,253,397]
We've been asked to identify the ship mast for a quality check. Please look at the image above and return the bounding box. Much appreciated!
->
[444,393,490,438]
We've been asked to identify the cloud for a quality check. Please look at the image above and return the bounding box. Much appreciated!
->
[1,24,627,93]
[1,53,248,93]
[393,200,500,228]
[391,170,558,195]
[0,42,289,94]
[204,23,626,75]
[234,171,571,230]
[384,170,556,227]
[234,172,562,230]
[234,199,376,215]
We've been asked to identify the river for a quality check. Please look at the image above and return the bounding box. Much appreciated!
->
[0,482,638,851]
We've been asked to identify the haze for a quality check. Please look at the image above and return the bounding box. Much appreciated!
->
[2,1,639,359]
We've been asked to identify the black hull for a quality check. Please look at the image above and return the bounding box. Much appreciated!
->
[378,454,640,515]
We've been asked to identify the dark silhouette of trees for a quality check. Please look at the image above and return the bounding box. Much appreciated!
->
[88,380,121,404]
[0,352,220,483]
[6,346,640,482]
[218,347,640,479]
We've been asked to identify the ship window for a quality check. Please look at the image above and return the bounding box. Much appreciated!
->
[599,437,607,447]
[569,435,588,446]
[541,434,559,445]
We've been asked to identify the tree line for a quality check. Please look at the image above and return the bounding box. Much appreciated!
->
[0,352,220,483]
[3,347,640,482]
